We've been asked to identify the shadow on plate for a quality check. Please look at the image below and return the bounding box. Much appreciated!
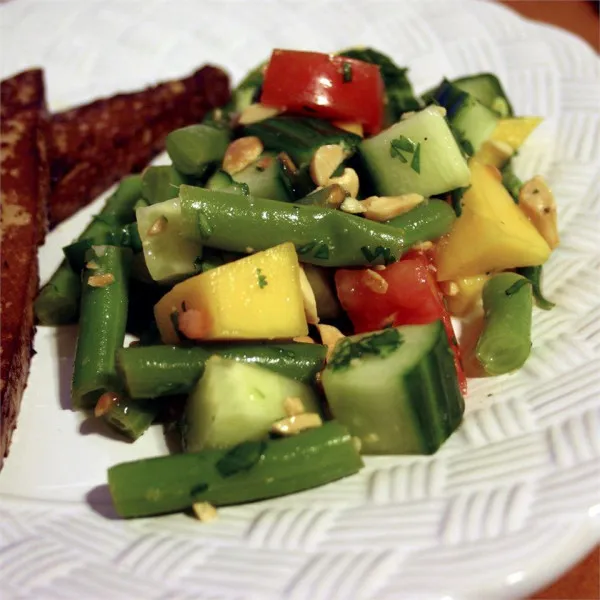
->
[86,484,120,520]
[54,325,78,410]
[79,416,131,442]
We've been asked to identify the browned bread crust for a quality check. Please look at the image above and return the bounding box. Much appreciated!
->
[48,65,230,227]
[1,68,49,465]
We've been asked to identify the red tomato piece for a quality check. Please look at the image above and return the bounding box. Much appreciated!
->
[260,49,385,135]
[335,254,467,395]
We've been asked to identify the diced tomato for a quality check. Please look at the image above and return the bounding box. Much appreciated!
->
[335,253,467,395]
[260,49,385,135]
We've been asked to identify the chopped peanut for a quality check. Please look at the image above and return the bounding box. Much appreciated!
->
[411,241,434,251]
[332,121,364,137]
[310,144,345,186]
[238,103,282,125]
[293,336,316,344]
[440,281,459,297]
[147,215,168,236]
[519,175,559,249]
[177,309,210,339]
[362,193,424,222]
[271,412,323,436]
[328,167,359,198]
[322,184,347,208]
[85,261,100,270]
[283,396,306,417]
[362,269,388,294]
[352,437,363,453]
[222,136,263,175]
[339,197,366,214]
[317,323,345,362]
[299,266,319,325]
[192,502,218,523]
[94,391,119,417]
[87,273,115,288]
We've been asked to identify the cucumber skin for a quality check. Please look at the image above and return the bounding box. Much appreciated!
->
[108,422,363,518]
[116,343,327,398]
[322,322,464,455]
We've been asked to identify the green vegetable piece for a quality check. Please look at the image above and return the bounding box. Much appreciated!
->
[166,124,230,176]
[385,198,456,242]
[178,185,410,267]
[108,421,363,518]
[501,160,523,202]
[182,357,321,452]
[34,175,142,325]
[71,246,132,410]
[475,272,533,375]
[215,440,266,478]
[116,342,328,399]
[99,395,160,441]
[62,222,141,274]
[243,116,361,167]
[233,153,292,202]
[517,265,555,310]
[322,322,464,455]
[141,166,187,205]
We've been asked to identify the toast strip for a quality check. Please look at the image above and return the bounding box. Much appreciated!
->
[0,68,49,465]
[48,65,230,227]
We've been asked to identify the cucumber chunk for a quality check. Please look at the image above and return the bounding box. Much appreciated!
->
[322,321,464,455]
[359,106,470,197]
[452,73,514,117]
[233,153,292,202]
[433,80,500,154]
[183,357,321,452]
[136,197,201,284]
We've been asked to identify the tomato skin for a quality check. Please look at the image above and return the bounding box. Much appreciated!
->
[260,49,385,135]
[335,255,467,395]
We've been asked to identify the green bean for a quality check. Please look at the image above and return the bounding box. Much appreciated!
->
[295,184,347,208]
[62,222,142,273]
[35,175,142,325]
[108,421,363,518]
[475,273,533,375]
[179,186,411,266]
[116,342,327,398]
[95,393,160,441]
[166,124,230,176]
[141,165,187,205]
[385,199,456,241]
[71,246,132,410]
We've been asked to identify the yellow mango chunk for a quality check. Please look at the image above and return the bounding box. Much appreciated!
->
[155,242,308,343]
[445,275,490,317]
[435,160,551,281]
[474,139,514,168]
[490,117,542,150]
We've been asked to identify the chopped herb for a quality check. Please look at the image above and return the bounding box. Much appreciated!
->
[256,268,268,289]
[360,245,396,265]
[297,241,317,255]
[390,135,418,163]
[342,61,353,83]
[410,142,421,174]
[450,186,469,217]
[190,483,209,499]
[516,265,555,310]
[330,328,404,371]
[193,255,204,273]
[505,279,531,296]
[216,440,266,478]
[314,243,330,260]
[256,164,266,173]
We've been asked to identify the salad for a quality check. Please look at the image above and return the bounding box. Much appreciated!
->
[35,48,558,521]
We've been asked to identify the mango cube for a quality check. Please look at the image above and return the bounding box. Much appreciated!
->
[435,160,551,281]
[490,117,542,150]
[155,242,308,343]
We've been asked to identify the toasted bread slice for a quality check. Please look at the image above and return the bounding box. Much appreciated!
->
[1,68,49,465]
[48,65,230,227]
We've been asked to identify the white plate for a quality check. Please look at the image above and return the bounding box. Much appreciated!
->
[1,1,599,598]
